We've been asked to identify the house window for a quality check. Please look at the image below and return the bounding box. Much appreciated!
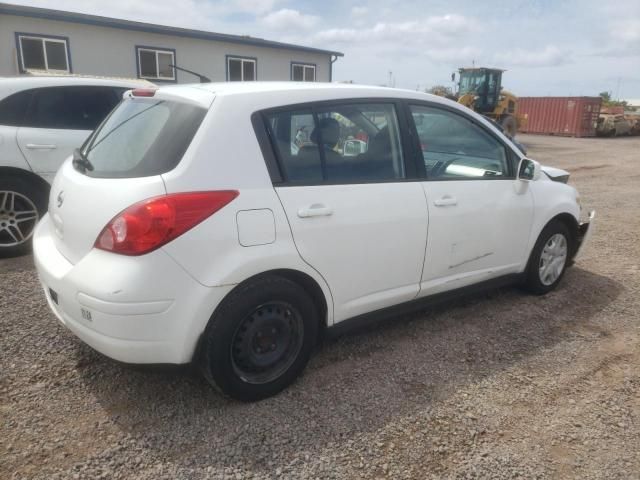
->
[291,63,316,82]
[136,47,175,81]
[227,57,256,81]
[17,34,70,73]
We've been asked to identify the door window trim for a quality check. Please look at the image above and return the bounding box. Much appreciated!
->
[403,100,520,181]
[15,32,72,73]
[253,98,418,186]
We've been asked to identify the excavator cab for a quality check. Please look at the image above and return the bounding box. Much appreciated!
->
[457,68,504,114]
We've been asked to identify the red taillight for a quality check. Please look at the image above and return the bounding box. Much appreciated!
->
[131,88,157,97]
[95,191,238,255]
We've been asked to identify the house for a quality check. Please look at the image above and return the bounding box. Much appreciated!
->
[0,2,343,83]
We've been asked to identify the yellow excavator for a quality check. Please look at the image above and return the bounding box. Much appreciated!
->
[453,67,524,137]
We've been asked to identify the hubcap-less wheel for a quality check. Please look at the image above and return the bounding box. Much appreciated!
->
[231,302,304,385]
[538,233,567,286]
[0,191,39,248]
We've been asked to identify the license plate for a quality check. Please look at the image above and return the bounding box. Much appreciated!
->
[48,288,58,305]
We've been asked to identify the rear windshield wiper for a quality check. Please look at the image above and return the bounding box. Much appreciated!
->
[72,148,94,173]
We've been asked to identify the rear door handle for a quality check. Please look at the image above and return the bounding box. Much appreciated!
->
[434,195,458,207]
[297,203,333,218]
[25,144,57,150]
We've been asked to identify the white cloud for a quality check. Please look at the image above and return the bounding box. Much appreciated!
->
[312,14,479,47]
[233,0,283,15]
[261,8,319,30]
[351,6,368,17]
[493,45,571,68]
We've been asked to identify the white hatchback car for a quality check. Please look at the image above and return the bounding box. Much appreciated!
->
[33,83,594,401]
[0,76,150,255]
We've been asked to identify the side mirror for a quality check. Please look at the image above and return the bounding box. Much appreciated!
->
[517,158,541,181]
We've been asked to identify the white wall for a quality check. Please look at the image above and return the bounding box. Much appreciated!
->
[0,14,333,82]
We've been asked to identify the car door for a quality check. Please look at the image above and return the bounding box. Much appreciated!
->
[265,101,428,323]
[16,86,122,181]
[408,103,534,296]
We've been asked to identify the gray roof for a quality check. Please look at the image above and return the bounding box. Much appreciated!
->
[0,2,343,57]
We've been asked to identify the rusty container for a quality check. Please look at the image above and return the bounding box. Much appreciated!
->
[518,97,602,137]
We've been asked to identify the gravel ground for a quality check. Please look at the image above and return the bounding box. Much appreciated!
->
[1,134,639,479]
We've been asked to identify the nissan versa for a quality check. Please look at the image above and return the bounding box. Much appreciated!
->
[33,83,594,401]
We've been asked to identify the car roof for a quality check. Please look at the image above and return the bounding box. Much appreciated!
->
[157,81,454,106]
[0,75,153,98]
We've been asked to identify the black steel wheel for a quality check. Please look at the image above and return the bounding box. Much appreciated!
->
[230,301,304,385]
[200,275,319,401]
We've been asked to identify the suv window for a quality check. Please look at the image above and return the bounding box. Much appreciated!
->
[0,90,34,126]
[26,86,122,130]
[265,103,405,184]
[81,97,207,178]
[410,105,509,179]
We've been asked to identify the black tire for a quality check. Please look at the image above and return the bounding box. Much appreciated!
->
[0,176,48,258]
[199,275,319,402]
[501,115,518,137]
[523,220,571,295]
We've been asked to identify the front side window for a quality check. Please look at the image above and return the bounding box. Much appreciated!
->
[265,103,405,184]
[17,34,70,73]
[137,47,175,81]
[410,105,509,179]
[292,63,316,82]
[25,86,121,130]
[227,57,256,81]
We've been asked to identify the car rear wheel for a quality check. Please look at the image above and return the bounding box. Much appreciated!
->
[524,221,571,294]
[199,275,319,401]
[0,177,48,257]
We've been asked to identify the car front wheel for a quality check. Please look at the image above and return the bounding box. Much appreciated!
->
[199,275,319,402]
[524,221,571,294]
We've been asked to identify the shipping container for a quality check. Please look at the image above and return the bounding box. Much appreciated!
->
[518,97,602,137]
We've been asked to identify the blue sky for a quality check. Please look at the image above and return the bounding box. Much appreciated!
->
[13,0,640,98]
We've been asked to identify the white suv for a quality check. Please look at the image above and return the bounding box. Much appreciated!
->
[33,83,594,401]
[0,76,150,255]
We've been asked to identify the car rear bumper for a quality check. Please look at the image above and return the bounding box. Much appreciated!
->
[33,214,234,364]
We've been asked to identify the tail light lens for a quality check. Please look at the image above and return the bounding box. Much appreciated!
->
[95,191,238,255]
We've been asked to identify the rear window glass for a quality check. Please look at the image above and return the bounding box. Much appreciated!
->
[81,98,207,178]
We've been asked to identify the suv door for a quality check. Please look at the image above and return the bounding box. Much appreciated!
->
[263,101,428,323]
[16,86,123,181]
[408,104,534,295]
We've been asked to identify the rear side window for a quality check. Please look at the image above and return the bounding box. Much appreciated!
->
[264,103,405,184]
[0,90,33,126]
[26,86,121,130]
[81,98,207,178]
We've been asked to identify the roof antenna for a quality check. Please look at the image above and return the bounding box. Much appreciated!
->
[169,64,211,83]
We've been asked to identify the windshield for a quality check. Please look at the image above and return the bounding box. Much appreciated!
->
[80,97,207,178]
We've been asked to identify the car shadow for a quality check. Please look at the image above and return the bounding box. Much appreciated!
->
[73,266,622,474]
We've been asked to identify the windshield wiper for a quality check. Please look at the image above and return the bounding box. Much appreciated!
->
[72,148,94,173]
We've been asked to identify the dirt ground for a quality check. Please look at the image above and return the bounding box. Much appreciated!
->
[1,134,639,479]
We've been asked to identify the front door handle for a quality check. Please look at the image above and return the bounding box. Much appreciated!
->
[25,144,57,150]
[297,203,333,218]
[434,195,458,207]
